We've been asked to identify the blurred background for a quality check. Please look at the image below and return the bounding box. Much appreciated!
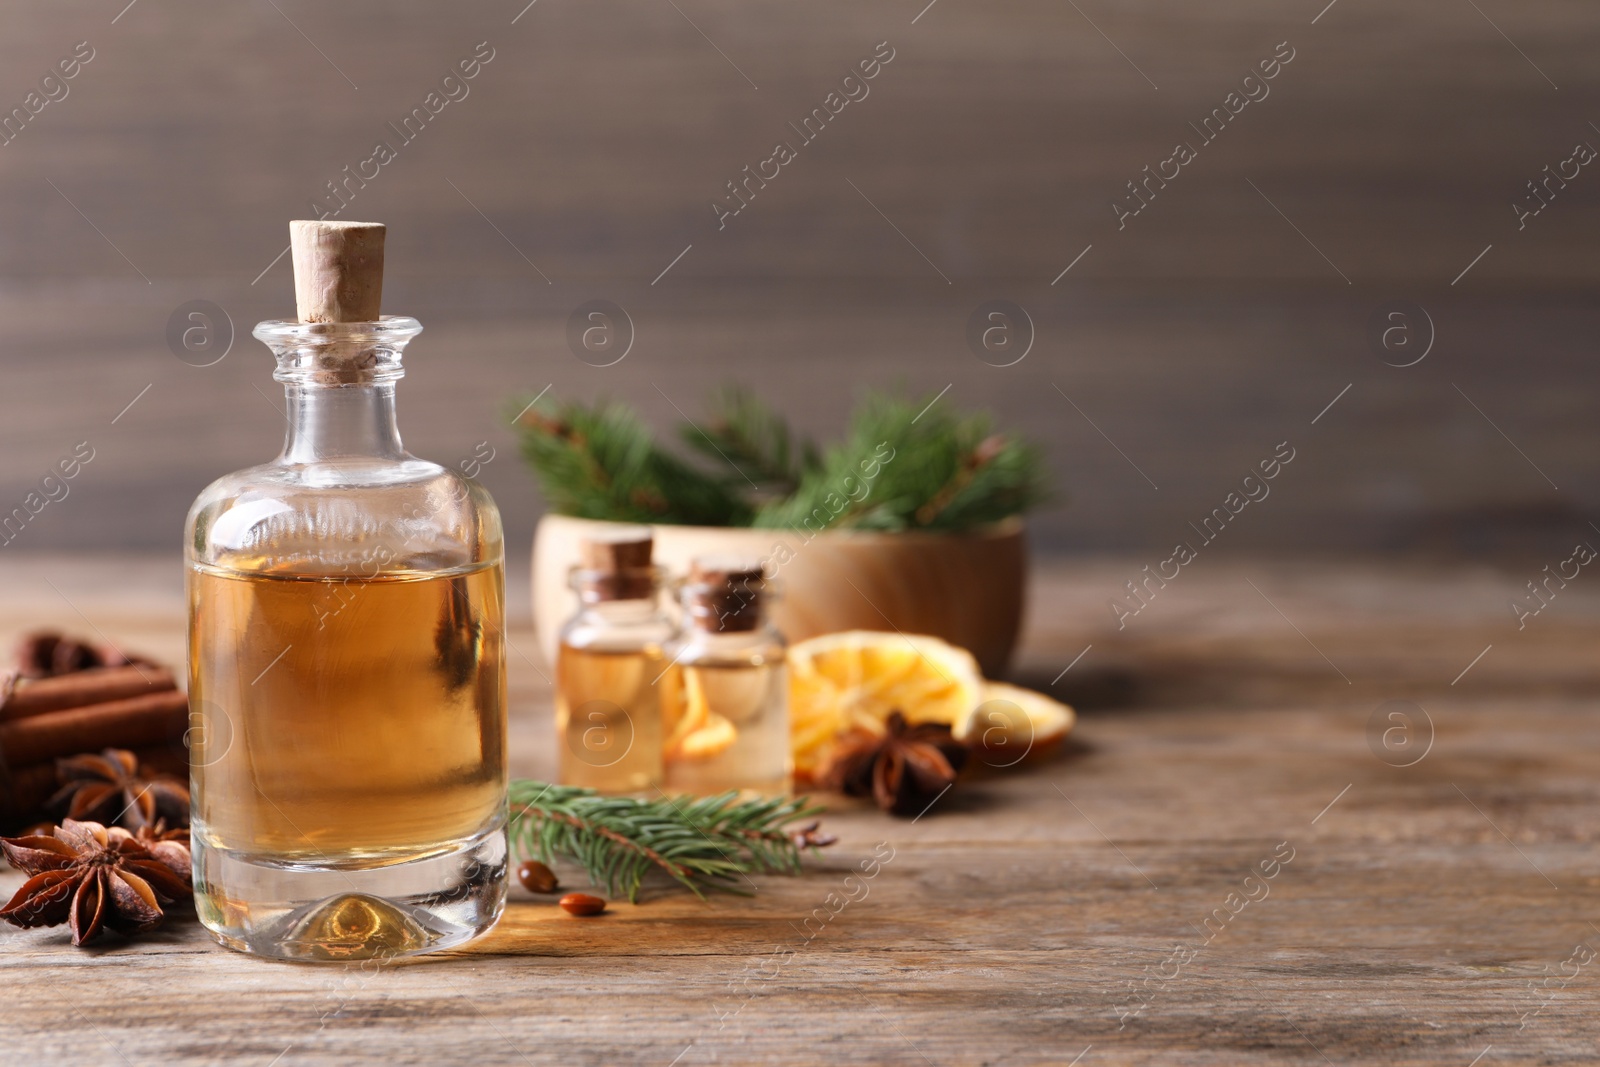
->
[0,0,1596,561]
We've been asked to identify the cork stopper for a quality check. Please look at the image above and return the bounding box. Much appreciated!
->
[575,528,656,602]
[685,557,767,632]
[581,529,654,573]
[290,220,386,324]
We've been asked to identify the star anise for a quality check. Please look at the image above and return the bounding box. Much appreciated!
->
[133,821,193,882]
[51,749,190,830]
[819,711,970,817]
[0,819,192,945]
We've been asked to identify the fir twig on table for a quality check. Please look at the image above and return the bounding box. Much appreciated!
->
[508,781,827,902]
[540,809,694,884]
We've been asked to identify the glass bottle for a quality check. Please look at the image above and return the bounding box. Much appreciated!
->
[186,221,507,961]
[661,559,791,797]
[555,530,671,793]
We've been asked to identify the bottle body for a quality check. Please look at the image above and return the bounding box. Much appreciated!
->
[556,593,671,794]
[661,629,791,797]
[661,562,791,797]
[187,317,508,961]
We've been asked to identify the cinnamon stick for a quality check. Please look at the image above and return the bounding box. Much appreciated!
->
[0,665,177,722]
[0,689,190,766]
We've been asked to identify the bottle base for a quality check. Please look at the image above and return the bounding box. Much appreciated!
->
[193,817,507,962]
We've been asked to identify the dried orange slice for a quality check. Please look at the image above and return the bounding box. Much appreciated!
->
[662,667,742,761]
[674,712,737,761]
[956,682,1074,765]
[658,663,707,757]
[787,631,983,781]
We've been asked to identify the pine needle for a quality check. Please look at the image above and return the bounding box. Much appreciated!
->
[756,391,1051,532]
[678,385,821,496]
[508,781,827,902]
[510,386,1049,533]
[509,397,752,526]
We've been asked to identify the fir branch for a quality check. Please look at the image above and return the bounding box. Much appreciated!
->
[541,809,694,884]
[507,781,827,902]
[510,387,1049,534]
[510,397,753,526]
[756,392,1051,532]
[678,386,821,495]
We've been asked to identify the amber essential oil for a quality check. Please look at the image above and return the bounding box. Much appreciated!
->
[555,644,667,793]
[554,529,672,794]
[190,562,505,859]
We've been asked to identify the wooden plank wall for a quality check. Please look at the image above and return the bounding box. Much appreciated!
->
[0,0,1594,555]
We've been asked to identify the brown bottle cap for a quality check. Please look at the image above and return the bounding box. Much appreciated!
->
[580,528,654,572]
[290,220,386,324]
[685,556,767,632]
[577,528,655,601]
[689,557,765,589]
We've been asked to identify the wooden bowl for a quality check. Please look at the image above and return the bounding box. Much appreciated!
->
[531,514,1027,677]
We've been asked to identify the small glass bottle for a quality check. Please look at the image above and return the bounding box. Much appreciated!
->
[661,559,791,797]
[555,530,671,793]
[186,221,507,961]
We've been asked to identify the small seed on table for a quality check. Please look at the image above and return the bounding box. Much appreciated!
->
[517,860,559,893]
[559,893,606,916]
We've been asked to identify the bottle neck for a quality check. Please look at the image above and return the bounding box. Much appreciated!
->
[570,566,662,608]
[281,382,406,463]
[576,597,664,627]
[253,316,422,465]
[681,623,772,651]
[682,584,766,634]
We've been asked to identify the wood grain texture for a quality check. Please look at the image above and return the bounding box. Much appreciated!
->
[0,2,1596,556]
[1,554,1596,1064]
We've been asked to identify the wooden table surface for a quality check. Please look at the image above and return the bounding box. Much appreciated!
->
[1,554,1596,1065]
